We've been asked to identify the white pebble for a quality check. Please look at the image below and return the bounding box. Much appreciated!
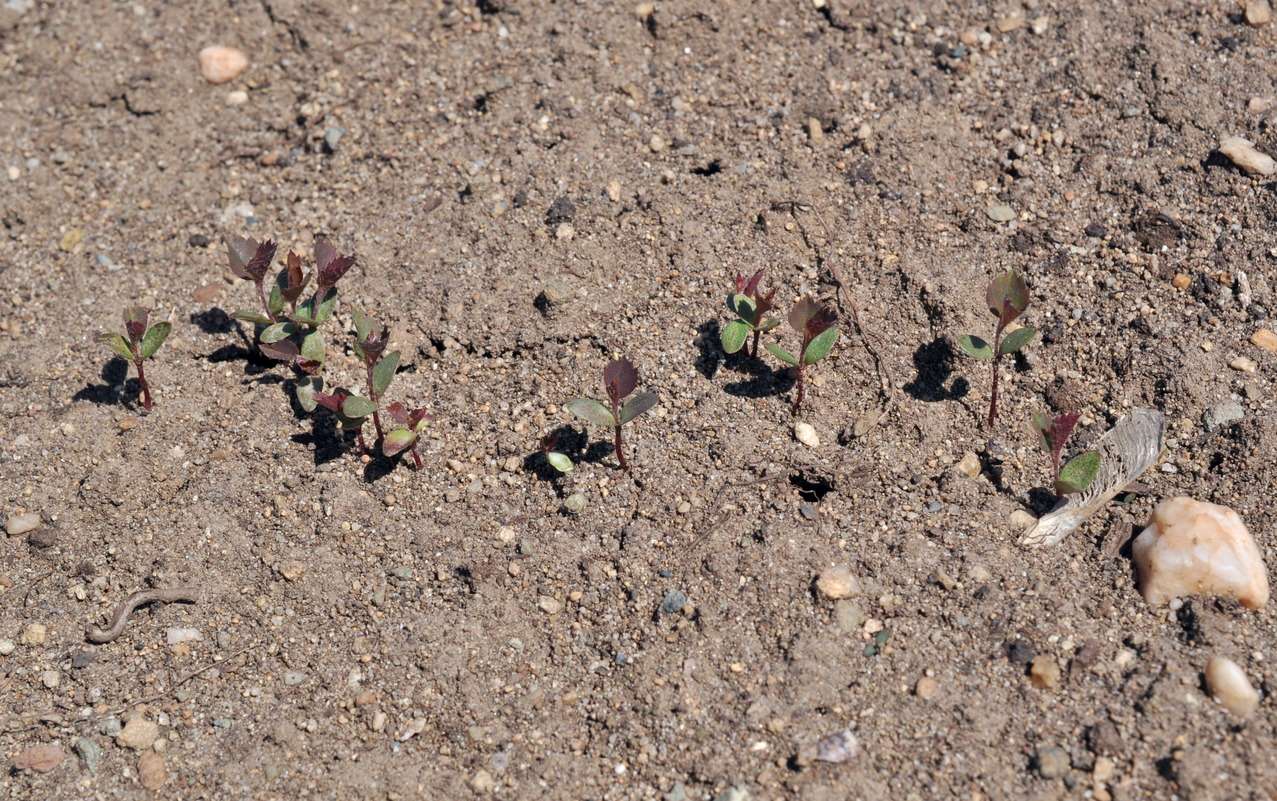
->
[1132,497,1269,609]
[815,567,860,600]
[794,423,820,448]
[1218,136,1277,176]
[166,628,203,645]
[225,90,249,106]
[6,512,40,536]
[199,45,249,84]
[1205,656,1260,718]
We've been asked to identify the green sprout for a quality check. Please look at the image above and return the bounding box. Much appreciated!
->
[957,270,1036,429]
[565,357,658,472]
[721,268,780,358]
[96,306,171,411]
[540,432,573,473]
[764,295,840,415]
[1031,411,1100,496]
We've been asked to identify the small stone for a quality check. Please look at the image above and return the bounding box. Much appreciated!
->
[278,561,307,581]
[794,422,820,448]
[1133,497,1269,609]
[1093,756,1115,782]
[21,623,46,646]
[323,126,345,153]
[1172,273,1192,290]
[555,222,575,240]
[915,676,938,699]
[0,639,14,655]
[606,180,622,202]
[814,729,858,763]
[199,45,249,84]
[137,751,168,790]
[283,671,307,686]
[1034,745,1071,779]
[1230,356,1258,373]
[59,228,84,252]
[833,600,865,632]
[538,596,563,615]
[1249,96,1275,113]
[659,591,688,616]
[118,416,140,431]
[74,738,101,773]
[713,787,750,801]
[1008,640,1036,665]
[166,628,202,645]
[1204,400,1244,430]
[1204,656,1260,718]
[6,512,40,535]
[116,718,160,750]
[648,134,667,153]
[986,204,1015,222]
[1251,328,1277,352]
[1084,222,1107,238]
[496,526,517,543]
[955,451,980,479]
[12,743,67,773]
[815,566,860,600]
[471,769,495,793]
[41,670,60,688]
[799,502,819,520]
[932,569,958,591]
[807,117,823,143]
[995,12,1024,31]
[561,493,587,515]
[1246,0,1272,26]
[1030,655,1061,689]
[1009,509,1037,529]
[226,89,248,105]
[541,280,574,306]
[1218,136,1277,176]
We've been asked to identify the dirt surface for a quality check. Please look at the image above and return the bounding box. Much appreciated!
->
[2,0,1277,798]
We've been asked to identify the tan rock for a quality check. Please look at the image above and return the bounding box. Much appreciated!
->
[21,623,46,646]
[1251,328,1277,352]
[1030,655,1061,689]
[1132,497,1269,609]
[116,718,160,750]
[915,676,938,699]
[137,751,168,790]
[815,566,860,600]
[1246,0,1272,26]
[794,423,820,448]
[199,46,249,84]
[1205,656,1260,717]
[1218,136,1277,176]
[6,512,40,536]
[12,743,67,773]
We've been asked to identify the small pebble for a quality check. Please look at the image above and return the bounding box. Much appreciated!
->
[12,743,67,773]
[561,493,587,515]
[794,423,820,448]
[199,45,249,84]
[1035,745,1071,779]
[955,451,980,479]
[116,718,160,750]
[74,738,101,773]
[915,676,938,699]
[606,180,622,202]
[1205,656,1260,717]
[1246,0,1272,26]
[1172,273,1192,290]
[1251,328,1277,352]
[278,561,307,581]
[538,596,564,615]
[59,228,84,252]
[1230,356,1258,373]
[986,204,1016,222]
[21,623,46,646]
[1030,655,1061,689]
[541,281,574,306]
[1204,400,1244,430]
[283,671,307,686]
[6,512,40,536]
[118,416,140,431]
[0,639,13,655]
[471,769,495,793]
[813,729,859,763]
[41,670,60,689]
[226,90,248,106]
[659,591,688,616]
[137,751,167,790]
[166,628,202,645]
[1218,136,1277,176]
[815,566,860,600]
[323,126,345,152]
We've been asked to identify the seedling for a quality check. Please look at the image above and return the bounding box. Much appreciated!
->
[764,295,840,415]
[96,306,171,411]
[957,270,1035,429]
[381,402,434,470]
[313,389,380,453]
[226,235,356,409]
[565,358,658,471]
[1031,411,1100,496]
[721,269,780,358]
[539,432,574,473]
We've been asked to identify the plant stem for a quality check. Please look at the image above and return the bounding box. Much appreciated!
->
[134,359,153,411]
[364,360,384,440]
[356,429,368,455]
[256,280,276,323]
[987,355,1000,429]
[750,329,760,358]
[614,424,629,471]
[792,364,805,415]
[410,445,424,471]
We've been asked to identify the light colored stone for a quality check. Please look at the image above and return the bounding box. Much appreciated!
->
[6,512,40,536]
[1030,655,1061,689]
[815,566,860,600]
[115,718,160,750]
[995,12,1024,32]
[955,451,980,479]
[21,623,46,646]
[1205,656,1260,717]
[1251,328,1277,352]
[1230,356,1258,373]
[1246,0,1272,26]
[1249,96,1275,114]
[1218,136,1277,176]
[137,751,167,790]
[1093,756,1115,783]
[225,90,248,106]
[794,423,820,448]
[986,204,1015,222]
[471,769,495,793]
[199,45,249,84]
[605,180,622,202]
[537,596,563,615]
[915,676,938,699]
[1132,497,1269,609]
[12,743,67,773]
[1010,509,1037,529]
[278,561,307,581]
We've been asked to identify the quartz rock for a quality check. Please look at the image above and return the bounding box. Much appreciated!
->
[1218,136,1277,176]
[1132,497,1269,609]
[199,46,249,84]
[1204,656,1260,718]
[815,566,860,600]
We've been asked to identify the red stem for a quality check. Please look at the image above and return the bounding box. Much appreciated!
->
[256,280,276,323]
[364,359,384,440]
[750,329,760,358]
[410,445,424,471]
[614,424,629,471]
[987,323,1006,429]
[135,359,153,411]
[791,364,805,415]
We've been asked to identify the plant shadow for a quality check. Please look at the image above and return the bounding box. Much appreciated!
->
[694,318,723,380]
[903,337,969,402]
[190,307,236,336]
[722,357,794,400]
[523,425,590,481]
[72,358,131,408]
[206,344,279,377]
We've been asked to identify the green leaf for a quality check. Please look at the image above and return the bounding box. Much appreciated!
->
[260,322,297,344]
[300,329,325,364]
[232,310,273,325]
[1055,451,1100,495]
[565,398,617,427]
[139,323,171,359]
[956,334,994,360]
[730,293,758,324]
[342,395,379,419]
[987,270,1030,322]
[999,326,1035,355]
[373,351,399,398]
[619,392,658,425]
[267,277,285,317]
[758,318,782,332]
[721,320,750,354]
[1031,411,1051,451]
[802,326,840,365]
[352,307,371,341]
[546,452,573,473]
[96,333,135,361]
[764,343,799,366]
[296,375,323,412]
[382,427,417,457]
[313,288,338,326]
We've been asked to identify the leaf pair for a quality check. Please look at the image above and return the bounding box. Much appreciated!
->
[957,271,1036,360]
[721,269,781,355]
[1031,411,1100,496]
[314,390,379,429]
[765,295,840,367]
[381,401,433,458]
[96,306,171,363]
[566,359,658,428]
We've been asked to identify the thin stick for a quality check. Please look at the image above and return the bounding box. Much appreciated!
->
[86,588,200,644]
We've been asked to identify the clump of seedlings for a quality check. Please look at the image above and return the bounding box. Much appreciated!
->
[539,432,574,473]
[565,358,658,471]
[1031,411,1100,496]
[96,306,171,411]
[957,270,1035,429]
[226,235,356,409]
[721,268,780,358]
[765,295,840,414]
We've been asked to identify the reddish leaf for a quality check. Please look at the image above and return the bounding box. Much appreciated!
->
[602,358,639,403]
[987,270,1030,325]
[788,295,821,333]
[385,401,410,426]
[123,306,149,343]
[226,235,276,281]
[312,390,348,413]
[315,238,355,296]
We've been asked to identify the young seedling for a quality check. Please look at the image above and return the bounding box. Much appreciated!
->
[957,270,1035,429]
[539,432,574,473]
[721,268,780,358]
[350,308,399,442]
[565,358,658,471]
[96,306,171,411]
[312,389,380,454]
[1031,411,1100,496]
[381,402,434,470]
[764,295,840,415]
[226,235,356,409]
